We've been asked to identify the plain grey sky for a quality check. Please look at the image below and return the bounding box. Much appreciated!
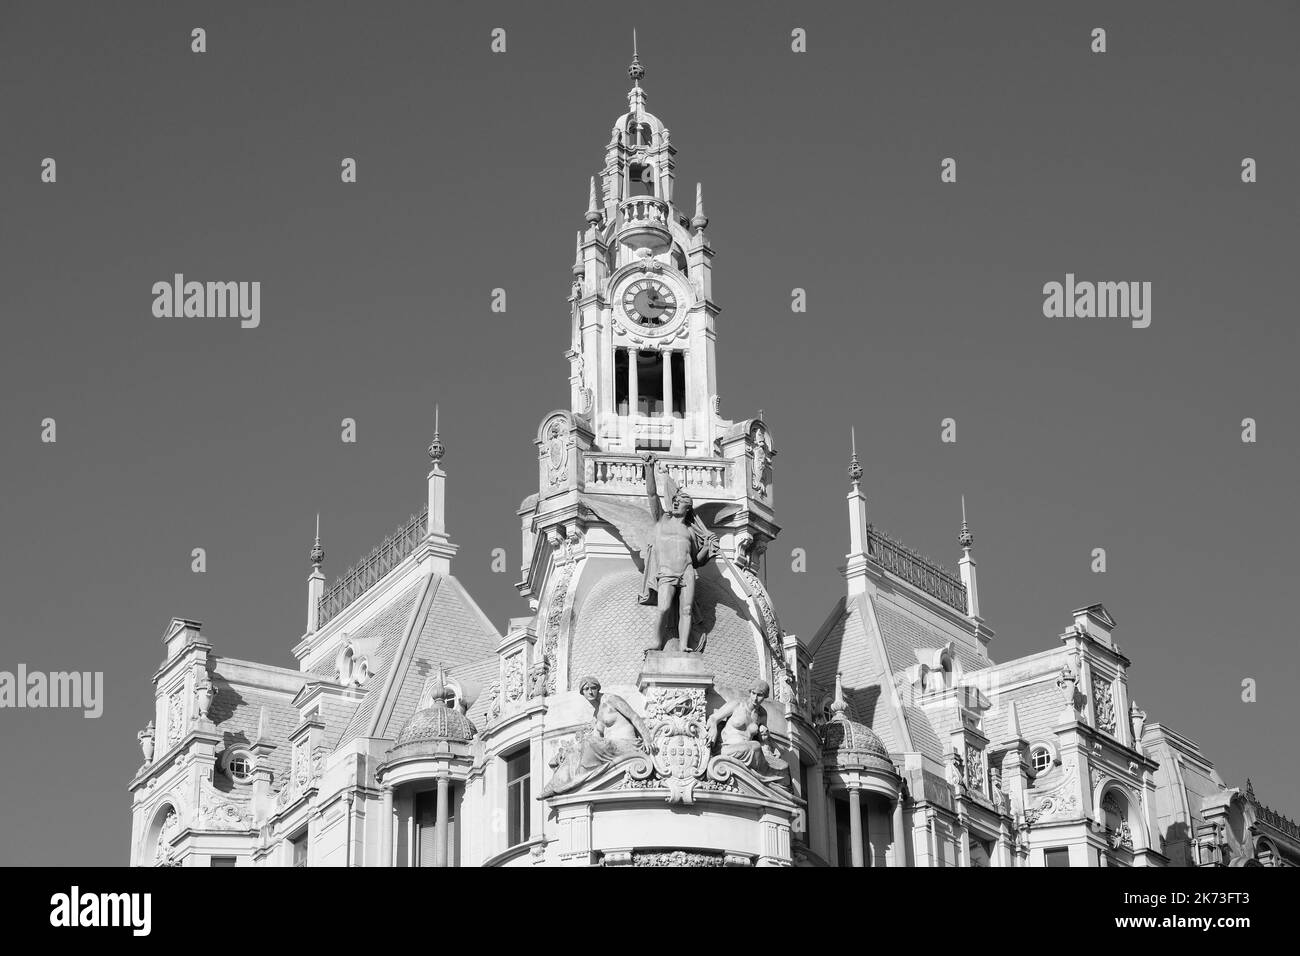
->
[1,1,1296,865]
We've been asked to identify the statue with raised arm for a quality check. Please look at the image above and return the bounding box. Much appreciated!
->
[579,453,732,653]
[706,679,791,789]
[639,453,720,651]
[538,677,654,799]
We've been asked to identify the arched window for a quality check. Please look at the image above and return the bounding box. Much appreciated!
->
[627,121,652,148]
[628,163,654,197]
[1101,789,1134,850]
[145,802,180,866]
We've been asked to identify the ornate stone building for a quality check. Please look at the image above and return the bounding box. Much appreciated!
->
[128,56,1296,868]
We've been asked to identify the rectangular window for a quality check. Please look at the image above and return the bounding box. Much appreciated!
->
[636,350,663,417]
[615,349,629,416]
[290,832,308,868]
[210,856,236,868]
[1044,847,1071,868]
[670,351,685,418]
[506,749,531,847]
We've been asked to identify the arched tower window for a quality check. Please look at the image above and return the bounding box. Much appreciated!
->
[628,162,654,197]
[627,121,653,148]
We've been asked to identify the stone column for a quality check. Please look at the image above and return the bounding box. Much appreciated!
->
[379,786,394,867]
[890,794,906,866]
[806,763,829,862]
[627,349,638,438]
[434,776,450,867]
[406,808,414,868]
[848,786,864,867]
[662,347,673,432]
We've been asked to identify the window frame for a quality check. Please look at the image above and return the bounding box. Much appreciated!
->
[504,747,532,848]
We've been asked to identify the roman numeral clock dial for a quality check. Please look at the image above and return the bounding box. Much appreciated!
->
[622,278,677,328]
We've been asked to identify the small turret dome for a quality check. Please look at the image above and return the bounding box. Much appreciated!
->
[390,698,476,749]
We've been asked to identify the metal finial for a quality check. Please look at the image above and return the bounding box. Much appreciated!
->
[628,29,645,85]
[849,427,863,483]
[427,405,445,463]
[310,513,324,567]
[959,495,973,549]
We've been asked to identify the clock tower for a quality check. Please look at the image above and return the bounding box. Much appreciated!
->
[519,44,784,688]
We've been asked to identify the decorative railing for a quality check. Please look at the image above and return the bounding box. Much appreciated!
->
[317,507,428,627]
[619,196,669,229]
[866,524,968,614]
[1249,795,1300,841]
[584,454,730,495]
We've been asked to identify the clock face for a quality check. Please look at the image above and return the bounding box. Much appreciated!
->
[622,278,678,327]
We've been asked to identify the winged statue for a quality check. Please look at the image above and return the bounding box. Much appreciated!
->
[581,453,736,652]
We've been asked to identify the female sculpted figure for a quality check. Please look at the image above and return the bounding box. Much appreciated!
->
[706,679,791,787]
[538,677,654,798]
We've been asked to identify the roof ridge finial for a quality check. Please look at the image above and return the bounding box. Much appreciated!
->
[959,494,973,550]
[310,513,324,568]
[628,28,645,87]
[427,404,445,463]
[830,672,849,719]
[848,426,863,484]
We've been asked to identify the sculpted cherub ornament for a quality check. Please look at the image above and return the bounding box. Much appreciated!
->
[582,453,730,652]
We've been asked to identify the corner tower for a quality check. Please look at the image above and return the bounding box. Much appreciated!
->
[568,49,722,458]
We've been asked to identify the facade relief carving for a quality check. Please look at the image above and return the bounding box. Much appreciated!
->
[1093,678,1116,735]
[538,677,653,799]
[166,690,185,749]
[706,680,791,790]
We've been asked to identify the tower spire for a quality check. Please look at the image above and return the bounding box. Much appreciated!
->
[692,182,708,231]
[585,176,601,225]
[849,427,863,484]
[310,513,324,568]
[959,494,973,550]
[427,404,444,463]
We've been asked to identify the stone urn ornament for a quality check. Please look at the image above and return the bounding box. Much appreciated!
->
[138,720,156,764]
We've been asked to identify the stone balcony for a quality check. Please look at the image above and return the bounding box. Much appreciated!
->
[582,452,732,498]
[617,196,671,245]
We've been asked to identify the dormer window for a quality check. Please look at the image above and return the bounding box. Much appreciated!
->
[221,748,255,784]
[1031,746,1053,774]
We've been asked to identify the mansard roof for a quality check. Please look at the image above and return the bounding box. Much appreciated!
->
[205,659,305,789]
[808,589,989,765]
[336,571,500,747]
